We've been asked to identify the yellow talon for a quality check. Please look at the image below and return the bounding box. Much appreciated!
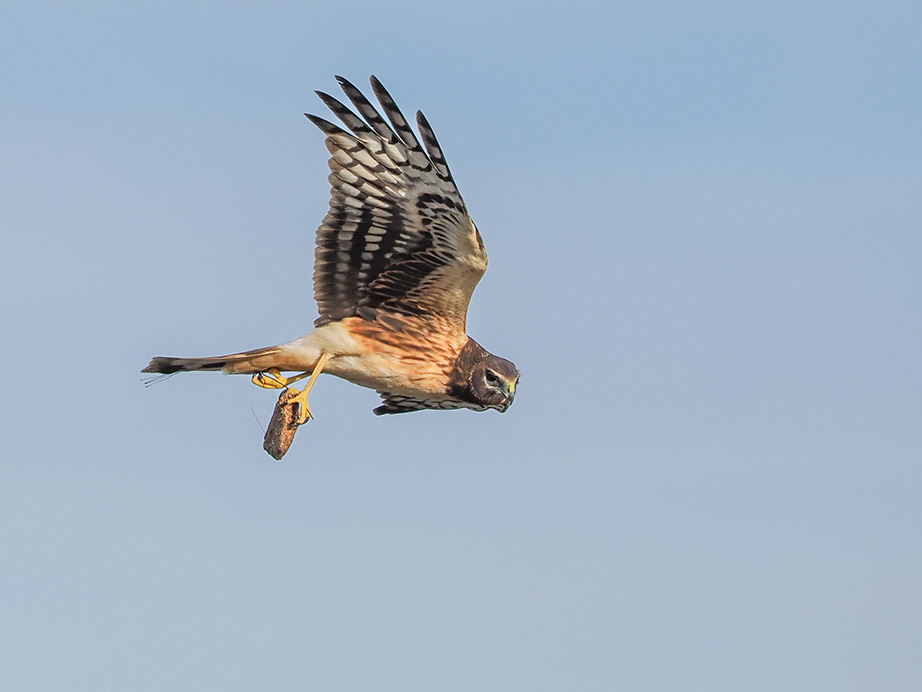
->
[252,368,310,390]
[253,353,331,426]
[252,368,285,389]
[285,386,314,425]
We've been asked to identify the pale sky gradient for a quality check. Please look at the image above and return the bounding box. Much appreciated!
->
[2,2,921,690]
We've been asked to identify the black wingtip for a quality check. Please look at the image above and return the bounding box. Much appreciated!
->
[333,74,383,92]
[315,90,342,110]
[305,112,344,137]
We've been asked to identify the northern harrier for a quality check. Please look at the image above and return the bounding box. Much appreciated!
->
[143,76,518,430]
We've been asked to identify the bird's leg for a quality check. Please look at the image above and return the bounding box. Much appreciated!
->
[286,353,330,425]
[252,353,330,426]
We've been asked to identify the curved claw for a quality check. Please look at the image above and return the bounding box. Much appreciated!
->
[252,368,287,389]
[252,369,311,390]
[286,386,314,425]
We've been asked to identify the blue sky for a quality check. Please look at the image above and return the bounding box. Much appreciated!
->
[2,2,921,690]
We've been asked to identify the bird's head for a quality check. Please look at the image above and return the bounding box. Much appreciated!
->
[449,339,519,412]
[472,353,519,412]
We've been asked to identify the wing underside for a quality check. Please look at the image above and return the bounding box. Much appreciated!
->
[373,391,487,415]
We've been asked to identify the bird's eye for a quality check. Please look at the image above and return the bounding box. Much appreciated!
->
[484,370,500,386]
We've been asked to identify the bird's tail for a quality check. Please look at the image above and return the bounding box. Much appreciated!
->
[142,345,285,376]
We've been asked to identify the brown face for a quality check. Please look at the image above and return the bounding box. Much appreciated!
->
[447,338,519,412]
[471,354,519,412]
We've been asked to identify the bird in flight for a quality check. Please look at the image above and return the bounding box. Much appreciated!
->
[143,76,518,433]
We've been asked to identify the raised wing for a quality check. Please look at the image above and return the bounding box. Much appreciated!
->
[307,76,487,334]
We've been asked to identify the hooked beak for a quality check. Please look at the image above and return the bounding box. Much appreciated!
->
[499,380,517,412]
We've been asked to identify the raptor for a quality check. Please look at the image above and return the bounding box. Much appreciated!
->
[144,76,518,433]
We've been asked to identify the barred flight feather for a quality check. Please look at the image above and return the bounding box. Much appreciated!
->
[307,76,487,336]
[374,392,482,416]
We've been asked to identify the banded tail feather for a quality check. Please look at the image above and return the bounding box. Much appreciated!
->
[142,345,284,376]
